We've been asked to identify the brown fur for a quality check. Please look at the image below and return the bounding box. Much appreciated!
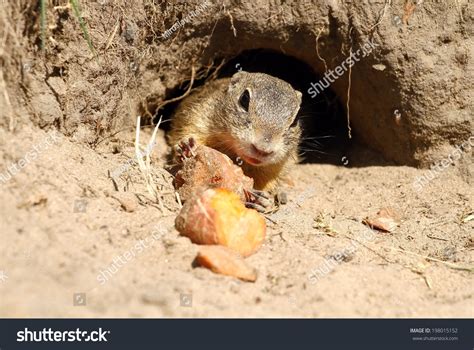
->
[168,72,302,192]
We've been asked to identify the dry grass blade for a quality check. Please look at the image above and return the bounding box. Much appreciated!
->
[313,214,338,237]
[392,247,474,273]
[461,212,474,223]
[104,18,120,52]
[0,70,14,131]
[40,0,47,50]
[69,0,95,55]
[135,115,164,211]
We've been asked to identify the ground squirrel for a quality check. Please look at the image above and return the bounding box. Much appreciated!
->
[168,71,302,204]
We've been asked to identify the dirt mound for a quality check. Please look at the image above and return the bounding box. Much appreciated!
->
[2,0,472,164]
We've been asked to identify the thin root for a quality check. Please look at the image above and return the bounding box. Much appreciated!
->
[346,28,353,139]
[153,66,196,115]
[315,27,328,73]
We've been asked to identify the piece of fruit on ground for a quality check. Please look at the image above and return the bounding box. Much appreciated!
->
[175,188,266,257]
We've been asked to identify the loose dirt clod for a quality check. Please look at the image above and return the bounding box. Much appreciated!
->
[196,245,257,282]
[174,145,254,203]
[114,193,138,212]
[175,188,266,257]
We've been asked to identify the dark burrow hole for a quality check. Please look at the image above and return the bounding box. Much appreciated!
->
[155,49,351,165]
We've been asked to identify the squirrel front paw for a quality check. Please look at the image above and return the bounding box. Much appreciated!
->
[173,137,198,164]
[244,188,276,213]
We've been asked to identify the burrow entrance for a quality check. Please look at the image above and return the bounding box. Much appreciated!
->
[149,49,352,166]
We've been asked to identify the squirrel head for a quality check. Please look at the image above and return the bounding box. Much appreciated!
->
[223,71,302,166]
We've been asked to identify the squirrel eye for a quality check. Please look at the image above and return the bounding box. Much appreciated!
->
[238,89,250,112]
[290,115,299,128]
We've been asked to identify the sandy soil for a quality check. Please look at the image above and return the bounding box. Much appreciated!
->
[0,126,472,317]
[0,0,472,318]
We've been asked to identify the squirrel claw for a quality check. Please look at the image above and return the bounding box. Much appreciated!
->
[245,202,268,213]
[244,188,274,213]
[249,189,272,200]
[174,137,197,163]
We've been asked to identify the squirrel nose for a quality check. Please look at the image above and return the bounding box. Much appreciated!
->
[251,143,274,157]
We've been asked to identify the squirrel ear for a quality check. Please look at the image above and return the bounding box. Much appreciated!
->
[230,70,248,84]
[228,71,248,92]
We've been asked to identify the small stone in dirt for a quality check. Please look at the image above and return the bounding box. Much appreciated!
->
[464,237,474,249]
[123,21,139,44]
[440,246,459,262]
[362,207,401,232]
[328,250,355,263]
[276,192,288,205]
[17,194,48,209]
[115,193,138,212]
[372,63,387,71]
